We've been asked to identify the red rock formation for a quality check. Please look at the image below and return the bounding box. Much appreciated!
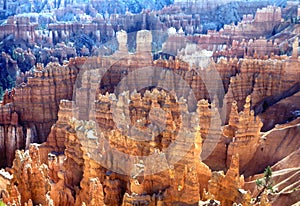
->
[245,147,300,206]
[0,16,37,45]
[1,22,296,173]
[198,99,226,171]
[50,170,75,206]
[39,99,78,163]
[9,144,51,205]
[226,96,263,173]
[292,37,299,60]
[33,30,294,205]
[47,84,214,205]
[0,184,21,206]
[0,169,18,204]
[243,117,300,177]
[0,59,81,167]
[205,154,250,206]
[13,62,79,141]
[75,156,105,206]
[202,95,263,173]
[222,6,282,38]
[259,91,300,131]
[223,57,300,130]
[1,23,299,206]
[0,103,26,167]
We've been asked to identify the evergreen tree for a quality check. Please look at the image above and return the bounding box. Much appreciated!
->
[255,166,274,203]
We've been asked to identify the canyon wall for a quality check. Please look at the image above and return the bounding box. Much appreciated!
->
[0,13,299,204]
[0,59,82,168]
[1,26,299,170]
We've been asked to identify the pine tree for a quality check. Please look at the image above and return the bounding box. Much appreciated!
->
[255,166,274,203]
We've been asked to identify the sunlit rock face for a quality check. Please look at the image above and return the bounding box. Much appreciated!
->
[3,144,52,206]
[0,0,300,205]
[0,59,83,168]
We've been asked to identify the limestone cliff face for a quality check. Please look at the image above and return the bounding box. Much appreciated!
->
[225,96,263,174]
[61,86,213,205]
[0,59,81,168]
[39,100,77,163]
[222,6,282,38]
[7,144,51,206]
[223,57,300,131]
[155,46,299,135]
[44,125,79,206]
[0,1,295,100]
[13,62,79,142]
[0,16,37,45]
[185,34,274,61]
[0,169,17,204]
[245,135,300,206]
[244,118,300,177]
[50,171,75,206]
[269,149,300,206]
[35,30,298,205]
[74,156,105,206]
[0,25,299,206]
[202,95,263,174]
[0,104,25,167]
[205,154,251,206]
[259,91,300,132]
